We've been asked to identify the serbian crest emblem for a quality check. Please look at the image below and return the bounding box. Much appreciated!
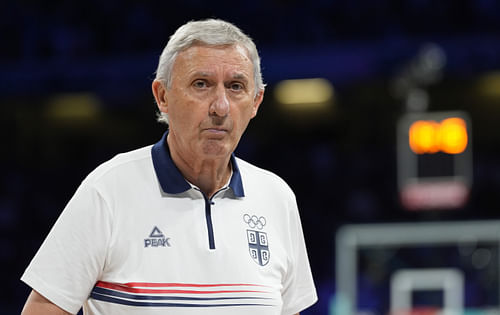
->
[244,214,270,266]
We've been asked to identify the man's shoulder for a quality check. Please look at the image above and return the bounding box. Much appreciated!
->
[85,145,154,183]
[235,157,294,195]
[235,157,279,178]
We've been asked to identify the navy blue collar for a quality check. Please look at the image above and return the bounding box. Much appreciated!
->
[151,131,245,197]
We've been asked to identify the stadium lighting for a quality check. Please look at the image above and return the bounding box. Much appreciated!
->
[274,78,334,110]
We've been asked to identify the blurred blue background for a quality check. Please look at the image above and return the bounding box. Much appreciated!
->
[2,0,500,314]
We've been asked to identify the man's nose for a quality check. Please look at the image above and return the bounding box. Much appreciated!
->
[209,85,230,117]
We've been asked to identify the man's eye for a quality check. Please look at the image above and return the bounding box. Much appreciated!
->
[230,83,243,91]
[193,80,207,88]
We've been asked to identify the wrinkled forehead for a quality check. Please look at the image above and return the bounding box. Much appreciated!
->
[178,43,251,63]
[173,44,254,78]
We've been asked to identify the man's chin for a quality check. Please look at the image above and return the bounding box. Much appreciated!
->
[200,140,232,157]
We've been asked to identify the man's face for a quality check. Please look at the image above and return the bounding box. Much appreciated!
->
[155,44,263,160]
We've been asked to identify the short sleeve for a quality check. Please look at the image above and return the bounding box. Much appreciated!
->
[280,195,318,315]
[21,181,112,314]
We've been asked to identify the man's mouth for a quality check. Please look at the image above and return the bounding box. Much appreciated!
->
[203,128,229,136]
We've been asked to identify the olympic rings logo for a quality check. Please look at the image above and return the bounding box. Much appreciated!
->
[243,214,266,230]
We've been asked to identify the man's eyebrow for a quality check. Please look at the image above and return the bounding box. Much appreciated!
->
[231,73,249,81]
[188,71,249,81]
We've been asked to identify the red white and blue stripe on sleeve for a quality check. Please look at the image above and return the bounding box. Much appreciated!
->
[90,281,278,308]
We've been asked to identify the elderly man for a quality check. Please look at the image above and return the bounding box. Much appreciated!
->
[21,19,317,315]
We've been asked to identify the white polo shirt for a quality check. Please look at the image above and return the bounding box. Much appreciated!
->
[21,132,317,315]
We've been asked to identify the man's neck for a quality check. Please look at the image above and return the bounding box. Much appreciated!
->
[167,136,232,198]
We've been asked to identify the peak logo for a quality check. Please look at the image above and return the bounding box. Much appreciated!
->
[144,226,171,248]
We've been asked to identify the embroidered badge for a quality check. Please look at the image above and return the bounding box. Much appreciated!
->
[243,214,266,230]
[244,214,269,266]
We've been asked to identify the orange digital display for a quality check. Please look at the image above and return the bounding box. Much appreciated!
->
[409,117,468,155]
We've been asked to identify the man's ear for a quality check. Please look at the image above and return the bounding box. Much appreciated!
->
[152,80,168,114]
[251,89,265,118]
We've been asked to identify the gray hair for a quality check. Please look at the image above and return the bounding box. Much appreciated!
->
[154,19,265,124]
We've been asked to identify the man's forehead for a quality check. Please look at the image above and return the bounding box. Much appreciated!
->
[177,44,252,66]
[174,44,253,78]
[183,42,249,55]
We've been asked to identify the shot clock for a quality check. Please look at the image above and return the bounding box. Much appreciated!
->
[397,111,472,210]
